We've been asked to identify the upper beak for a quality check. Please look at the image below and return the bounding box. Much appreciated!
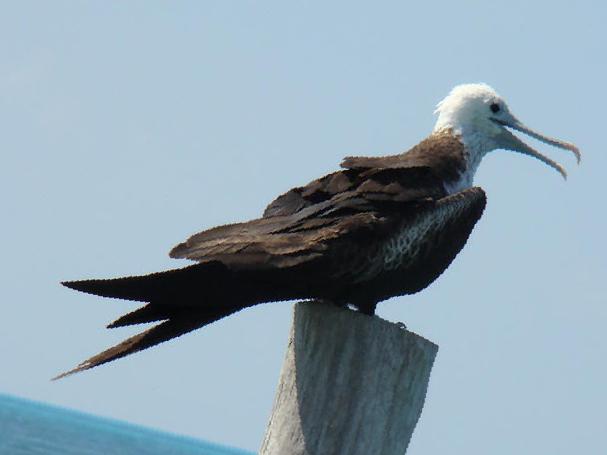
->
[491,113,580,179]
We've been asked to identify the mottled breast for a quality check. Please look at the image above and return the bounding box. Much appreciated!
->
[349,187,486,296]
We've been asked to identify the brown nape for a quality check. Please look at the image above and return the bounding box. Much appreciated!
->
[341,129,466,184]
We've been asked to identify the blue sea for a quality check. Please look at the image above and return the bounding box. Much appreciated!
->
[0,394,253,455]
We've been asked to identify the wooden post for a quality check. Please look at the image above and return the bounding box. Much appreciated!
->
[259,302,438,455]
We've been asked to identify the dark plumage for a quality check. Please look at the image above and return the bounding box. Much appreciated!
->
[57,130,486,379]
[57,80,582,379]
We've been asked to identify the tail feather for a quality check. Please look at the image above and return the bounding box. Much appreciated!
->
[58,259,307,378]
[53,305,242,380]
[62,261,227,303]
[106,304,184,328]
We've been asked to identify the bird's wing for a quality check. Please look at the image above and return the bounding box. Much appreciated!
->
[171,163,447,264]
[339,153,423,170]
[262,129,466,219]
[169,204,398,267]
[262,160,445,218]
[58,186,485,378]
[262,169,359,218]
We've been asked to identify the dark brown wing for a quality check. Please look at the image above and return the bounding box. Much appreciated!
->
[262,165,446,218]
[171,160,450,264]
[263,130,465,218]
[169,200,393,267]
[340,153,420,170]
[261,169,359,218]
[58,185,485,378]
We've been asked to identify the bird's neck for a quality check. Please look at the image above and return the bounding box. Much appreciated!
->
[433,126,496,194]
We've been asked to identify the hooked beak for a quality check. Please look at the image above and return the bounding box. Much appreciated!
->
[491,113,580,179]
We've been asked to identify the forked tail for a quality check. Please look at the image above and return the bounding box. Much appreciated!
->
[55,261,258,379]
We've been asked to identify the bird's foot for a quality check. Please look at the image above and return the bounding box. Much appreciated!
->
[355,301,378,316]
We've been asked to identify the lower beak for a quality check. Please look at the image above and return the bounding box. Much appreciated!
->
[492,115,580,180]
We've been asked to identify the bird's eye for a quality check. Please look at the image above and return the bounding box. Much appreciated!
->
[490,103,500,114]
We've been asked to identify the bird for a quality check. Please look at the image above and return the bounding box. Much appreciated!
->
[56,83,580,379]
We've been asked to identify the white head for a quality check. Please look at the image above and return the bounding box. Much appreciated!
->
[433,83,580,179]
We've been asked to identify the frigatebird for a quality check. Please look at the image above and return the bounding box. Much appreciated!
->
[56,83,580,379]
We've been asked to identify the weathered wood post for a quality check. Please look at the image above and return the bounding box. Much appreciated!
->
[259,302,438,455]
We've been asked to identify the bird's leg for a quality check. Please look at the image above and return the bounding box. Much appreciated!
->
[356,301,377,316]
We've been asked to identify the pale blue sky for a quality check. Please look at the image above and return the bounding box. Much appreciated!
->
[1,1,605,453]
